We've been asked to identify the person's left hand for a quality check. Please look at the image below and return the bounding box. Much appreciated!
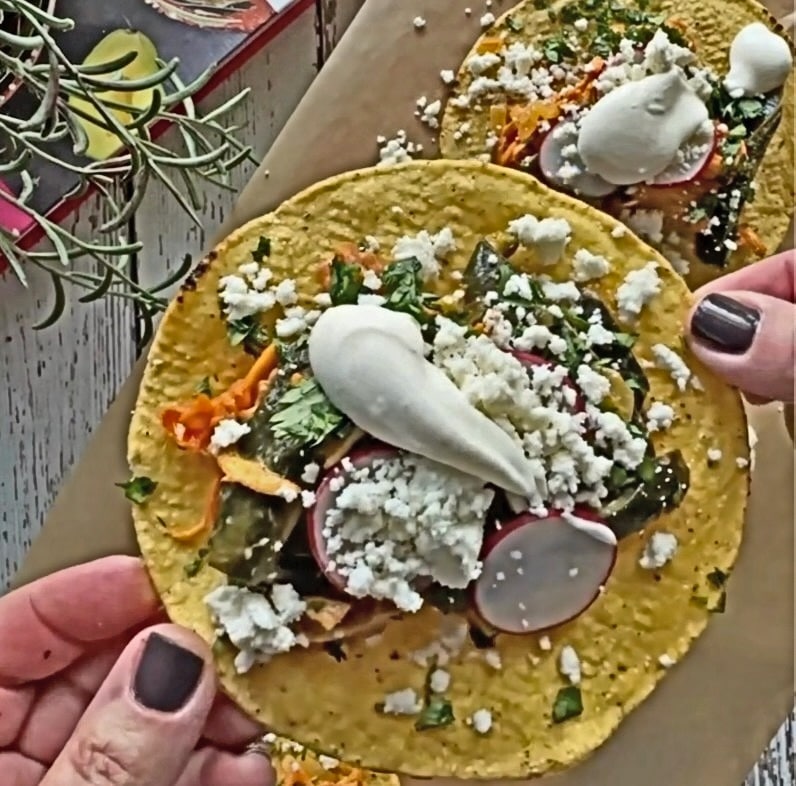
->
[0,555,274,786]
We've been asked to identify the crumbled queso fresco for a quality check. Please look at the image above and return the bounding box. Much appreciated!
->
[639,531,679,570]
[208,418,251,453]
[392,227,456,279]
[204,583,308,673]
[431,306,647,514]
[615,262,661,322]
[558,645,582,685]
[322,453,494,612]
[507,213,571,265]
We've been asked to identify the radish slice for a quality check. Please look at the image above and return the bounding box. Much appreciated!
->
[510,350,585,412]
[651,123,716,187]
[306,443,400,592]
[539,129,618,198]
[473,510,617,634]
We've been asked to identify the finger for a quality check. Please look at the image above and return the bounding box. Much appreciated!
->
[0,556,159,686]
[688,290,796,401]
[175,747,275,786]
[693,250,795,303]
[203,692,264,749]
[0,686,34,746]
[42,624,215,786]
[0,751,45,786]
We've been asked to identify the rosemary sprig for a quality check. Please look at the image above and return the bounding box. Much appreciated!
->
[0,0,256,329]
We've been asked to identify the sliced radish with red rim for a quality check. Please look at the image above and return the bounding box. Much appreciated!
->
[539,129,618,199]
[307,443,400,593]
[650,123,716,187]
[510,350,585,412]
[473,509,616,634]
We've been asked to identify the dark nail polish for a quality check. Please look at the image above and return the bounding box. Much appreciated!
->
[133,633,204,712]
[691,293,760,353]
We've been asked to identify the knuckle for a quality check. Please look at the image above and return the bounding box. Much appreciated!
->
[67,732,142,786]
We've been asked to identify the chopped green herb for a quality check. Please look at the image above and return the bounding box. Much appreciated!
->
[227,317,269,355]
[184,548,209,577]
[382,257,429,322]
[195,376,213,396]
[544,36,575,63]
[415,696,455,731]
[505,14,524,31]
[116,476,157,504]
[269,378,345,446]
[707,568,728,589]
[329,258,364,305]
[711,590,727,614]
[252,236,271,262]
[552,686,583,723]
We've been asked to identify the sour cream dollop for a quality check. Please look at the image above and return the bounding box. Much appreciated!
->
[724,22,792,98]
[308,304,541,499]
[577,70,709,185]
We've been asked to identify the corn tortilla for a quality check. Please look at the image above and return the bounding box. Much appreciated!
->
[128,160,749,778]
[439,0,795,290]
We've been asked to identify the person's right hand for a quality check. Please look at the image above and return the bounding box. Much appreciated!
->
[686,250,795,404]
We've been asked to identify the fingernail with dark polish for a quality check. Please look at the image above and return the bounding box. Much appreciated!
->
[691,293,760,353]
[133,633,204,712]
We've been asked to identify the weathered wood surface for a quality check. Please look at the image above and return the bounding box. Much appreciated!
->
[0,1,792,782]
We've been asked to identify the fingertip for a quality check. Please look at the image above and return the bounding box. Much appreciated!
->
[184,748,276,786]
[204,691,265,749]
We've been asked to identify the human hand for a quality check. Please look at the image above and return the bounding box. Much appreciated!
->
[686,249,795,404]
[0,556,274,786]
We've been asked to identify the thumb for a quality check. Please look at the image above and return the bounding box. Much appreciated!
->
[42,624,216,786]
[687,290,796,402]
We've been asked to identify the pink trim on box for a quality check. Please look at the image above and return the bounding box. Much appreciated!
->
[0,180,33,235]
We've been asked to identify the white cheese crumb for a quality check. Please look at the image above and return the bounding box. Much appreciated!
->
[707,447,723,463]
[652,343,697,392]
[622,209,665,245]
[318,755,340,770]
[658,653,676,668]
[362,269,382,291]
[507,214,571,265]
[616,262,661,321]
[558,645,582,685]
[363,235,380,252]
[464,6,472,15]
[573,17,588,31]
[471,708,493,733]
[392,227,456,280]
[383,688,422,715]
[440,69,456,84]
[484,649,502,670]
[412,15,426,29]
[639,532,678,570]
[748,425,758,471]
[313,292,332,308]
[611,224,627,238]
[572,248,611,282]
[736,456,749,469]
[430,668,451,693]
[539,635,552,651]
[646,401,675,432]
[377,129,422,166]
[300,490,316,508]
[480,11,495,27]
[301,462,321,484]
[209,419,251,452]
[576,365,611,404]
[204,584,307,673]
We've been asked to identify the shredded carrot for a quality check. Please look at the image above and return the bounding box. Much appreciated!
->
[279,757,375,786]
[476,35,504,53]
[739,225,767,255]
[170,475,221,542]
[217,452,301,499]
[702,153,725,180]
[162,344,278,451]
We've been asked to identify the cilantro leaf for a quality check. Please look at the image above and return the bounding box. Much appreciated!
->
[329,258,364,305]
[184,548,209,578]
[552,686,583,723]
[195,377,213,396]
[382,257,429,322]
[227,317,269,355]
[707,568,728,589]
[269,378,345,447]
[116,476,157,504]
[544,37,575,63]
[415,696,455,731]
[252,236,271,262]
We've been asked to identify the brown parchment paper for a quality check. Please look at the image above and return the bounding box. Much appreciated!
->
[12,0,795,784]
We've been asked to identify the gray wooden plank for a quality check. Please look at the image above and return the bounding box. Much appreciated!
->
[0,191,137,589]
